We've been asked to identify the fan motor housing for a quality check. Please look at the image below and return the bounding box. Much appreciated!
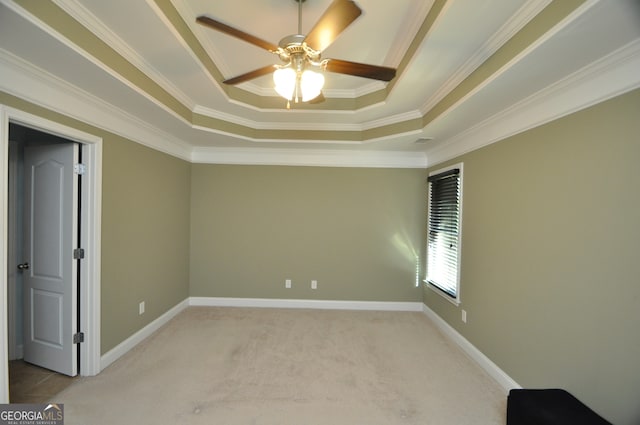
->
[278,34,305,50]
[278,34,321,62]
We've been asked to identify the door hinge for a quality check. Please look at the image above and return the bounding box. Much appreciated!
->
[73,248,85,259]
[74,163,87,175]
[73,332,85,344]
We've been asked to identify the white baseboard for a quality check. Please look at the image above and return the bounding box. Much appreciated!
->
[100,299,189,371]
[189,297,424,312]
[422,304,521,393]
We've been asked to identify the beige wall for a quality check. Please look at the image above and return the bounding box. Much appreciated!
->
[190,165,424,302]
[5,86,640,423]
[0,92,192,355]
[101,136,190,353]
[424,89,640,425]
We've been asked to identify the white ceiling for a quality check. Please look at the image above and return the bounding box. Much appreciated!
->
[1,0,639,167]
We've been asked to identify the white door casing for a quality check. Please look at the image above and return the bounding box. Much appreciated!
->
[7,140,20,361]
[1,105,103,403]
[23,143,78,377]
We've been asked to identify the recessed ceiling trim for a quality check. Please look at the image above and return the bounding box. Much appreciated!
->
[192,114,363,143]
[4,0,633,170]
[52,0,196,109]
[419,0,552,115]
[162,0,334,116]
[425,38,640,167]
[420,0,593,130]
[151,0,228,98]
[361,111,424,131]
[8,0,443,136]
[190,127,363,145]
[383,0,447,99]
[170,0,234,77]
[192,105,423,133]
[0,49,192,160]
[384,0,436,67]
[192,105,360,132]
[3,33,637,168]
[5,0,194,126]
[190,110,428,144]
[363,118,424,143]
[160,0,430,112]
[190,146,428,169]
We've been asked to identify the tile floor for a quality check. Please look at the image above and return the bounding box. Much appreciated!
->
[8,360,76,403]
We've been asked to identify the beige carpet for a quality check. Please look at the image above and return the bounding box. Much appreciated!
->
[56,307,506,424]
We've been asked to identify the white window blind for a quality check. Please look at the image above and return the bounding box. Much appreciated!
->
[427,167,462,300]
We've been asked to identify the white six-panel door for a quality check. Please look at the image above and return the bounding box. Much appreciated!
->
[22,143,78,377]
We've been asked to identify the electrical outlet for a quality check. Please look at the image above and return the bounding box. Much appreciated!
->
[285,279,292,289]
[139,301,145,315]
[311,280,317,289]
[461,309,467,323]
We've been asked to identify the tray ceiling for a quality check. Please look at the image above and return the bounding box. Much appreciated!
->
[1,0,639,166]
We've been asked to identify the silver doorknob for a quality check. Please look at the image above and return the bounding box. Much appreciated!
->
[17,262,30,270]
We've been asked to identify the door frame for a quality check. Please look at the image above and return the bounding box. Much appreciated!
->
[0,105,102,401]
[7,140,19,362]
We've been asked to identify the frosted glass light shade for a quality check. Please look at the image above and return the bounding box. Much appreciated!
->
[273,67,296,100]
[273,66,325,102]
[300,69,324,102]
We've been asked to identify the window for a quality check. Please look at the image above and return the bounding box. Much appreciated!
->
[426,164,462,303]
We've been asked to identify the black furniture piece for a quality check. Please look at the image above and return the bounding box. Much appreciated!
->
[507,389,612,425]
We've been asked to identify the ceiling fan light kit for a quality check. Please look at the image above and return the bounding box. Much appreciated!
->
[196,0,397,108]
[274,66,324,103]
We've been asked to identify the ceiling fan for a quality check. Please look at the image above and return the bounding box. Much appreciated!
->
[196,0,396,106]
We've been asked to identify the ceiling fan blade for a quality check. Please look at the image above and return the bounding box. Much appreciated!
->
[223,65,277,85]
[324,59,396,81]
[303,0,362,53]
[196,16,279,52]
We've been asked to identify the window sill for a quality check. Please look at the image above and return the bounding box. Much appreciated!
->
[423,280,460,306]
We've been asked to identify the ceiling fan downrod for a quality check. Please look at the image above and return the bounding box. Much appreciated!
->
[296,0,305,35]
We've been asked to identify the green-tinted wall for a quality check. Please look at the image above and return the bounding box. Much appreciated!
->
[0,92,192,355]
[101,136,190,353]
[190,165,424,302]
[5,86,640,424]
[423,89,640,425]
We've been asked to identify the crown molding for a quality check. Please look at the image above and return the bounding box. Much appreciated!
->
[0,49,192,161]
[2,0,451,136]
[2,0,193,129]
[2,0,637,170]
[420,0,552,114]
[170,0,233,77]
[53,0,195,110]
[362,110,423,131]
[0,49,425,168]
[193,105,422,133]
[192,105,363,132]
[425,39,640,167]
[419,0,603,146]
[190,146,427,169]
[4,33,638,170]
[385,0,435,68]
